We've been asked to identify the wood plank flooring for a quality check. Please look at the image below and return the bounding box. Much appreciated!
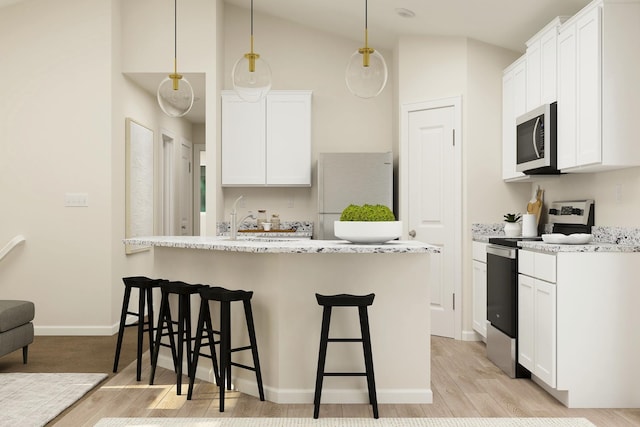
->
[50,336,640,426]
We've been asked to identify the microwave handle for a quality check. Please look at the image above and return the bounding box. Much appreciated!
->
[532,117,541,158]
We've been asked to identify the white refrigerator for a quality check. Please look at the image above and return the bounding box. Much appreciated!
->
[317,152,393,239]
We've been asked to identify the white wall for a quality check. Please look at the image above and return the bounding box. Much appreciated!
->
[531,167,640,227]
[0,0,114,332]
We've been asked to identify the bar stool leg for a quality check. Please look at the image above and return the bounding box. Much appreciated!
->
[113,286,132,373]
[176,294,187,395]
[146,287,155,366]
[202,301,220,384]
[219,301,231,412]
[187,298,207,400]
[359,306,379,419]
[136,288,146,381]
[313,305,332,419]
[150,291,178,385]
[243,299,265,401]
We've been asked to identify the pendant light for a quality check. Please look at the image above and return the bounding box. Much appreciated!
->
[345,0,388,98]
[231,0,272,103]
[157,0,194,117]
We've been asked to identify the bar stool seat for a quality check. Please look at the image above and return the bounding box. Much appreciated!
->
[113,276,163,381]
[313,293,378,419]
[149,280,206,395]
[187,286,265,412]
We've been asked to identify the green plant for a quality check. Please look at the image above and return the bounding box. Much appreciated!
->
[503,213,522,223]
[340,204,396,221]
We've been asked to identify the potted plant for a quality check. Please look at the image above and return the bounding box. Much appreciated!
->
[334,204,402,244]
[503,213,522,237]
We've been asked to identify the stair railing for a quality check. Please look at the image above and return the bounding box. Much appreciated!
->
[0,235,26,263]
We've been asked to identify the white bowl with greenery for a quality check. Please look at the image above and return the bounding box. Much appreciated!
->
[334,204,402,244]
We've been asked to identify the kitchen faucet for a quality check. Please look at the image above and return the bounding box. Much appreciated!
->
[229,195,255,240]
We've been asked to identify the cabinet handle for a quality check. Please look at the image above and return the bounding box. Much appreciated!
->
[409,230,416,238]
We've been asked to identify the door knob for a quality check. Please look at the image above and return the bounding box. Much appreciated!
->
[409,230,416,238]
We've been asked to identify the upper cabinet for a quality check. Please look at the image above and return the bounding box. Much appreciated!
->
[557,0,640,172]
[502,56,527,181]
[502,0,640,179]
[222,90,312,187]
[526,17,567,111]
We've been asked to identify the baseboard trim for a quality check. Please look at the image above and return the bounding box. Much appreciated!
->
[461,329,485,342]
[35,325,114,336]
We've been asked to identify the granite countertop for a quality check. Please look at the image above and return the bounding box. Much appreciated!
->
[517,240,640,253]
[124,236,441,254]
[472,224,640,253]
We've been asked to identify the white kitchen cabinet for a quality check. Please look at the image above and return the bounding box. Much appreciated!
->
[501,56,527,181]
[526,17,567,111]
[472,241,488,339]
[557,0,640,172]
[518,250,557,388]
[221,90,312,186]
[517,248,640,408]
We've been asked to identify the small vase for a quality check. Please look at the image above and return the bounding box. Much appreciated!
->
[504,222,522,237]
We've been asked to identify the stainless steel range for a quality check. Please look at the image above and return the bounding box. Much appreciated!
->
[485,200,594,378]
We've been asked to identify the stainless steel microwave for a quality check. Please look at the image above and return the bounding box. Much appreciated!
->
[515,102,560,174]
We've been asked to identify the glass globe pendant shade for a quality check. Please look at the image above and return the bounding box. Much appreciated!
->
[157,75,194,118]
[345,48,388,99]
[232,53,272,103]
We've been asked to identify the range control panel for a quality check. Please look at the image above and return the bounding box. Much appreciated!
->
[548,200,595,225]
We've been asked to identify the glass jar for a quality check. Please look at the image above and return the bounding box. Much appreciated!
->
[257,209,267,230]
[271,214,280,230]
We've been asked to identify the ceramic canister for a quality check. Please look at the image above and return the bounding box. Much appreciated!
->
[522,213,538,237]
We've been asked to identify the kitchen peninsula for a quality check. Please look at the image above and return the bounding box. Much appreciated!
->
[124,236,439,405]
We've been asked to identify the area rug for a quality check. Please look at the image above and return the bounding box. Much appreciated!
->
[95,417,596,427]
[0,372,107,427]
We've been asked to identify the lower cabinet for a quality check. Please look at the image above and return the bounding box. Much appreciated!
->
[472,242,488,339]
[518,273,556,388]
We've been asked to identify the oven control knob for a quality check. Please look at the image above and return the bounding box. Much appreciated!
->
[549,208,558,215]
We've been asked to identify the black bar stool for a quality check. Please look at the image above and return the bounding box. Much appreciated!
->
[313,293,378,419]
[187,286,265,412]
[113,276,163,381]
[149,280,206,395]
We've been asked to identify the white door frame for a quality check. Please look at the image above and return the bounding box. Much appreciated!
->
[399,95,463,340]
[160,129,176,236]
[193,143,206,236]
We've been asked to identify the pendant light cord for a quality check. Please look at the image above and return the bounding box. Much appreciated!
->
[173,0,177,74]
[364,0,369,49]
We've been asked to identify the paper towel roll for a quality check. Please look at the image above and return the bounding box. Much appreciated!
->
[522,213,538,237]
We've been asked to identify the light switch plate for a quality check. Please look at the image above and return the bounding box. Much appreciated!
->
[64,193,89,207]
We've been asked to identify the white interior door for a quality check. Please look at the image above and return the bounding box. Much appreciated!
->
[403,97,461,339]
[179,140,193,236]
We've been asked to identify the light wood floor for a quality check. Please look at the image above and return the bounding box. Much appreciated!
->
[53,336,640,427]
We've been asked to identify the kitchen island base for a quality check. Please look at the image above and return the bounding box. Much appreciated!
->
[145,244,433,405]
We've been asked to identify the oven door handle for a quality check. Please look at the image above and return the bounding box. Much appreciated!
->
[487,245,517,259]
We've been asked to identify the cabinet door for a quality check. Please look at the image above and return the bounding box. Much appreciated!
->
[502,57,527,181]
[557,24,577,169]
[534,279,557,388]
[540,27,559,105]
[575,6,602,167]
[526,40,541,111]
[518,274,535,371]
[221,93,266,185]
[266,92,312,186]
[472,260,487,338]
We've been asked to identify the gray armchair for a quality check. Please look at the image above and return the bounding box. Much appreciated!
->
[0,300,35,363]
